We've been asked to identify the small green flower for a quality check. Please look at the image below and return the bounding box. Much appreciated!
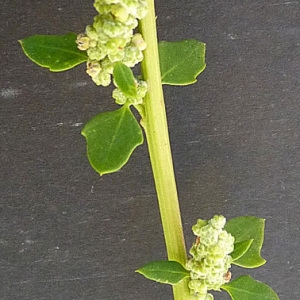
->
[123,45,144,67]
[131,33,147,51]
[188,279,207,294]
[209,215,226,230]
[111,4,129,22]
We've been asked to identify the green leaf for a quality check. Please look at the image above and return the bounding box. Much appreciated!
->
[225,216,266,268]
[158,39,206,85]
[136,261,190,285]
[81,104,143,175]
[231,239,254,261]
[113,62,137,98]
[221,275,279,300]
[19,33,88,72]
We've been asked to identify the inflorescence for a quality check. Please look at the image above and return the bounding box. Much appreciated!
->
[76,0,148,104]
[186,215,235,300]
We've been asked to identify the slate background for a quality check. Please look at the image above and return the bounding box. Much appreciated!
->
[1,1,299,299]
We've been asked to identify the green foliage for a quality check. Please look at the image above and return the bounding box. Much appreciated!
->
[159,39,206,85]
[225,216,266,268]
[136,216,279,300]
[19,33,206,87]
[19,10,279,300]
[230,239,254,261]
[81,104,143,175]
[136,261,190,285]
[113,62,138,98]
[221,276,279,300]
[19,33,87,71]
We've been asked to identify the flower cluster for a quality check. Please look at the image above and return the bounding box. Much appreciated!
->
[76,0,147,87]
[186,215,235,300]
[112,78,147,105]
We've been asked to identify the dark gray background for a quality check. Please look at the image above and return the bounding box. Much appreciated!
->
[1,1,299,299]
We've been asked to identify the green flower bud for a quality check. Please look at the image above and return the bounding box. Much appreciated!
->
[92,71,111,86]
[131,33,147,51]
[189,279,207,294]
[106,37,127,50]
[100,57,114,74]
[137,79,147,96]
[111,4,129,22]
[92,15,105,33]
[205,273,224,290]
[94,3,111,15]
[87,45,106,61]
[108,50,125,63]
[209,215,226,230]
[102,20,124,38]
[123,46,143,67]
[190,243,209,261]
[86,25,98,40]
[123,16,138,30]
[112,88,128,105]
[191,265,207,279]
[192,219,208,235]
[218,231,235,254]
[125,0,148,19]
[198,226,220,246]
[188,277,215,299]
[210,244,225,257]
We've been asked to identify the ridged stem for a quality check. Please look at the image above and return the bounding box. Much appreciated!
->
[139,1,192,298]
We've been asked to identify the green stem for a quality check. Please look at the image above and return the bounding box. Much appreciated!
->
[139,1,192,299]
